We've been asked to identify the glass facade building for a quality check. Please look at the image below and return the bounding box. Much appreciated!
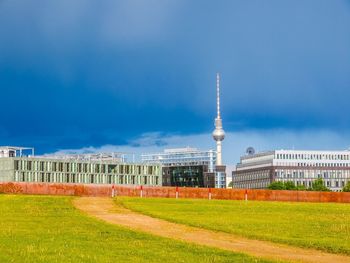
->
[142,147,225,188]
[163,165,206,187]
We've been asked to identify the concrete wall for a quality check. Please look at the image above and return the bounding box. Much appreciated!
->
[1,182,350,203]
[0,159,14,182]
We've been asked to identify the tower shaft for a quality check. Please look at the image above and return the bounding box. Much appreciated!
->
[217,73,220,118]
[216,141,222,165]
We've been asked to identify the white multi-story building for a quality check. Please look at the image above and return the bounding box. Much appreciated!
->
[233,149,350,191]
[142,147,226,188]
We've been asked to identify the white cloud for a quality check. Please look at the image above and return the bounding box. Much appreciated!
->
[49,129,350,165]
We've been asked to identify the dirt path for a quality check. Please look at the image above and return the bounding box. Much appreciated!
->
[73,197,350,263]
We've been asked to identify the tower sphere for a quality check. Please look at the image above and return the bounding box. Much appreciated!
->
[213,128,225,141]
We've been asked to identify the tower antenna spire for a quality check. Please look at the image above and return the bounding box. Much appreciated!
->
[217,73,220,118]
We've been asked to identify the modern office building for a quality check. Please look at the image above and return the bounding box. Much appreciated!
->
[233,149,350,191]
[141,147,220,188]
[0,146,162,186]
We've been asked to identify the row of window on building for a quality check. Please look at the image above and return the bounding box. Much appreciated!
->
[276,153,350,161]
[275,170,350,179]
[14,160,157,175]
[276,162,350,167]
[233,170,270,183]
[234,180,270,189]
[15,171,160,185]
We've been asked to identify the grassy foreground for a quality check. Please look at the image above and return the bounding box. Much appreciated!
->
[0,195,271,263]
[117,197,350,255]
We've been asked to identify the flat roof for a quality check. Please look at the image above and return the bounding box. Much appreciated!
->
[241,149,350,160]
[0,146,34,151]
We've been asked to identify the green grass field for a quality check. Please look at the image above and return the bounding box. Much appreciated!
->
[0,195,271,263]
[117,197,350,255]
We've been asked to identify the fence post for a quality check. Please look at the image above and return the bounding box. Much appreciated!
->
[176,186,179,199]
[245,189,248,201]
[111,184,115,198]
[208,188,212,200]
[140,185,143,198]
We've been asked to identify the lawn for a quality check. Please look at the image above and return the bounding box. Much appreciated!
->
[117,197,350,255]
[0,195,271,263]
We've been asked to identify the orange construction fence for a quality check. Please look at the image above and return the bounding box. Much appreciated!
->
[0,182,350,203]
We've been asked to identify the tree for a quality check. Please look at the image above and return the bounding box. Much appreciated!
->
[228,181,233,188]
[284,181,297,190]
[296,184,306,191]
[268,180,331,191]
[342,181,350,192]
[310,178,330,192]
[267,181,286,190]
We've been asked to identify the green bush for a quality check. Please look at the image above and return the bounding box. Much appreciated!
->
[267,181,286,190]
[296,184,306,191]
[267,181,299,190]
[284,181,297,190]
[267,180,329,192]
[310,178,330,192]
[343,181,350,192]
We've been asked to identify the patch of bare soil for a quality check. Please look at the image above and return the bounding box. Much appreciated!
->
[73,197,350,263]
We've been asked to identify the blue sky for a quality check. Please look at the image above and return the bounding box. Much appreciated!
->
[1,1,350,163]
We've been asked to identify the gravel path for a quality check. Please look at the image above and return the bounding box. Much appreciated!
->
[73,197,350,263]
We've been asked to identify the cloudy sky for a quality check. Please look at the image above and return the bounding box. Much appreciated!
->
[1,0,350,164]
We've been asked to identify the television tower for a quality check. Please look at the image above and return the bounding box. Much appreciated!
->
[212,73,225,165]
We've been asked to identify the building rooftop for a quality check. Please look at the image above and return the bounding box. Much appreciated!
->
[39,152,128,162]
[164,147,200,153]
[0,146,35,158]
[0,146,137,163]
[241,149,350,160]
[0,146,34,151]
[143,147,215,156]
